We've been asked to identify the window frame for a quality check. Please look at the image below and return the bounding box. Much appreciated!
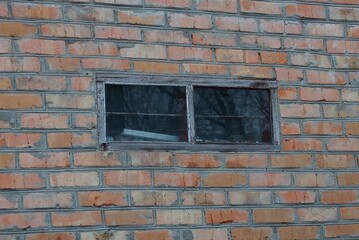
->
[97,74,280,152]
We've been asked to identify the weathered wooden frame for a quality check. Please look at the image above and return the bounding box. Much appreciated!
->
[97,74,280,152]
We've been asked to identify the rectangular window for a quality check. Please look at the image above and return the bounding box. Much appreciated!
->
[97,75,280,151]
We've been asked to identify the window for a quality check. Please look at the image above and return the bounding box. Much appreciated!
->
[97,75,280,151]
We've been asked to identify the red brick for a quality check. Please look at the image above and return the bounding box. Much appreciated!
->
[278,87,297,100]
[73,113,97,129]
[105,210,153,226]
[145,0,190,8]
[0,133,42,148]
[0,57,40,72]
[348,25,359,38]
[26,233,75,240]
[316,154,355,169]
[295,173,335,187]
[104,170,151,186]
[226,154,267,168]
[47,58,81,71]
[337,173,359,186]
[330,7,359,21]
[23,193,73,208]
[183,64,227,75]
[275,68,303,82]
[52,211,101,227]
[249,172,291,187]
[12,3,62,19]
[65,6,114,22]
[271,154,312,168]
[325,224,359,238]
[306,70,347,85]
[181,191,225,206]
[231,228,273,240]
[283,138,323,151]
[134,230,173,240]
[155,172,200,187]
[241,35,281,49]
[203,173,246,187]
[240,0,282,15]
[245,51,287,64]
[50,172,99,187]
[321,190,358,204]
[168,46,212,61]
[206,209,248,224]
[41,23,91,38]
[196,0,237,13]
[74,152,122,167]
[327,138,359,151]
[21,113,69,129]
[0,153,15,169]
[304,121,342,135]
[284,38,324,50]
[334,56,359,69]
[278,226,319,240]
[333,0,359,3]
[16,76,66,91]
[0,194,18,209]
[168,13,211,29]
[275,191,316,204]
[298,208,337,222]
[0,22,36,37]
[216,49,244,62]
[0,213,46,230]
[0,173,45,189]
[131,190,178,206]
[128,151,173,167]
[19,152,70,168]
[291,53,331,68]
[46,94,95,109]
[280,104,320,118]
[144,30,190,43]
[176,153,220,168]
[94,26,141,40]
[281,122,301,135]
[229,191,271,205]
[0,77,12,90]
[215,17,257,32]
[120,44,166,59]
[253,209,294,223]
[306,23,344,37]
[340,207,359,220]
[193,32,236,46]
[187,229,228,240]
[156,210,202,225]
[118,11,164,26]
[286,4,326,19]
[68,41,117,56]
[134,61,179,74]
[78,191,127,207]
[47,132,96,148]
[230,66,273,79]
[82,58,130,70]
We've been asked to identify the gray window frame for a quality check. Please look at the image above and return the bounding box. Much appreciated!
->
[97,74,280,152]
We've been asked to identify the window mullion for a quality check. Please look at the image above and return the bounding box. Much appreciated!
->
[186,85,196,143]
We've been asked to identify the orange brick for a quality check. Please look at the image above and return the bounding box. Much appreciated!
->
[128,151,173,167]
[68,41,117,56]
[304,121,342,135]
[286,4,326,19]
[183,63,227,75]
[275,191,316,204]
[73,113,97,129]
[205,209,248,224]
[0,22,36,37]
[175,153,220,168]
[297,208,337,222]
[325,224,359,238]
[0,57,40,72]
[78,191,127,207]
[131,191,178,206]
[20,113,69,129]
[27,233,75,240]
[240,0,282,15]
[230,66,273,79]
[0,94,42,109]
[253,209,294,223]
[47,132,96,148]
[226,154,267,168]
[0,133,42,148]
[104,170,151,186]
[215,16,257,32]
[281,122,301,135]
[321,190,358,204]
[216,49,244,63]
[50,172,99,187]
[241,35,281,49]
[19,152,70,168]
[118,10,164,25]
[282,138,323,151]
[94,26,141,40]
[229,191,271,205]
[51,211,101,227]
[41,23,91,38]
[47,58,81,71]
[11,3,62,19]
[70,77,92,92]
[337,173,359,186]
[23,193,73,208]
[105,210,153,226]
[0,153,15,169]
[231,228,273,240]
[155,172,199,187]
[333,0,359,3]
[16,76,66,91]
[168,46,212,61]
[46,94,95,109]
[196,0,237,13]
[74,152,123,167]
[249,172,291,187]
[0,173,45,189]
[316,154,355,169]
[203,173,246,187]
[168,13,211,29]
[0,77,12,90]
[65,6,114,22]
[134,230,173,240]
[275,68,303,82]
[271,154,312,168]
[145,0,190,8]
[134,61,179,74]
[193,32,236,46]
[156,210,202,225]
[278,87,297,100]
[120,44,166,59]
[0,213,46,230]
[278,226,319,240]
[306,70,347,85]
[181,191,225,206]
[340,207,359,220]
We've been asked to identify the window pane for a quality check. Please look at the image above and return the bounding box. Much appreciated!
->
[194,87,271,144]
[105,85,187,142]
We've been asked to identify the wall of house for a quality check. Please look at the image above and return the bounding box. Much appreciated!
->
[0,0,359,239]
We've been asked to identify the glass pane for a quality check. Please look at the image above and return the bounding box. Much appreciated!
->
[105,85,187,142]
[194,87,271,144]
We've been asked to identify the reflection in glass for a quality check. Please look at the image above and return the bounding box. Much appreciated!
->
[105,85,187,142]
[194,87,271,144]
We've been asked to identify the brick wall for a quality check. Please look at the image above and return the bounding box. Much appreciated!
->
[0,0,359,239]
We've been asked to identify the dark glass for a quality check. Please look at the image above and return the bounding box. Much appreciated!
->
[194,87,271,144]
[105,85,187,142]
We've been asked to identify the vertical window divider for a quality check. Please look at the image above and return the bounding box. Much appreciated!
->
[186,84,196,144]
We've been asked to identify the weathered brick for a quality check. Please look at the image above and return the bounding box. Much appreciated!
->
[205,209,248,224]
[26,234,75,240]
[23,193,73,208]
[323,104,359,118]
[0,113,15,129]
[176,153,220,168]
[134,230,173,240]
[19,152,70,168]
[259,20,302,34]
[65,6,114,22]
[196,0,237,13]
[330,7,359,21]
[280,104,320,118]
[303,121,342,135]
[0,194,18,209]
[145,0,190,8]
[306,70,347,85]
[241,35,281,49]
[334,56,359,69]
[275,191,316,204]
[0,153,15,169]
[134,61,179,74]
[185,229,228,240]
[144,30,190,43]
[95,0,141,5]
[0,77,12,90]
[50,172,99,187]
[41,23,91,38]
[0,213,46,230]
[327,138,359,151]
[82,58,130,70]
[316,154,355,169]
[168,47,212,61]
[231,228,273,240]
[327,40,359,53]
[249,172,291,187]
[78,191,127,207]
[321,190,359,204]
[229,191,271,205]
[118,11,164,26]
[0,57,40,72]
[80,232,129,240]
[276,68,303,82]
[16,76,66,91]
[11,3,62,19]
[20,113,69,129]
[0,39,11,53]
[51,211,101,227]
[297,208,337,222]
[271,154,312,168]
[291,53,331,68]
[120,44,166,59]
[278,226,319,240]
[47,132,96,148]
[216,49,244,63]
[94,26,141,40]
[181,191,226,206]
[168,13,211,29]
[215,17,257,32]
[105,210,153,226]
[104,170,151,186]
[46,58,81,71]
[74,152,123,167]
[183,63,227,75]
[131,190,178,206]
[68,41,117,56]
[73,113,97,129]
[281,122,301,135]
[278,87,297,100]
[348,25,359,38]
[0,2,8,17]
[0,133,43,148]
[128,151,173,167]
[284,38,324,50]
[226,154,267,168]
[306,23,344,37]
[240,0,282,15]
[0,173,45,189]
[193,32,236,46]
[155,172,200,187]
[230,66,273,79]
[157,210,202,225]
[70,77,93,92]
[46,94,95,109]
[286,4,326,19]
[253,209,294,223]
